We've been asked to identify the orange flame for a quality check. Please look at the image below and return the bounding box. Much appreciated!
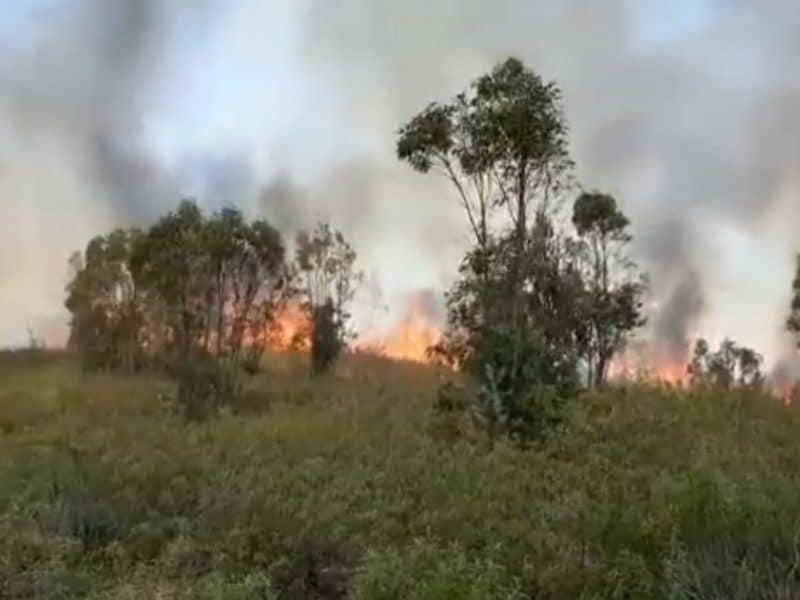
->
[263,298,441,363]
[610,349,800,402]
[264,300,798,402]
[608,351,688,386]
[266,303,311,351]
[366,310,440,363]
[655,359,689,385]
[768,365,798,405]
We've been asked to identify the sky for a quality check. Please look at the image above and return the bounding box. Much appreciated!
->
[0,0,798,374]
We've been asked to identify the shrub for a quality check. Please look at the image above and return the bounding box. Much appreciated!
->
[241,351,262,376]
[61,484,119,551]
[5,354,800,597]
[310,299,343,376]
[177,357,241,421]
[443,324,579,445]
[353,544,523,600]
[199,571,277,600]
[660,470,800,599]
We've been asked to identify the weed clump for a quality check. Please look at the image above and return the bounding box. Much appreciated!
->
[177,357,240,421]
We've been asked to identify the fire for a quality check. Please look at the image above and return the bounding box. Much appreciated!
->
[608,351,688,386]
[263,298,441,363]
[768,364,798,405]
[654,360,688,385]
[262,300,800,402]
[610,348,800,401]
[267,303,311,351]
[356,291,442,363]
[367,310,440,363]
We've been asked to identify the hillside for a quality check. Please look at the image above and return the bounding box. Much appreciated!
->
[2,351,800,598]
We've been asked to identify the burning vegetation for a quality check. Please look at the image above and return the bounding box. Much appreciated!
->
[355,292,442,364]
[267,303,312,352]
[9,5,800,596]
[62,57,800,432]
[375,309,440,363]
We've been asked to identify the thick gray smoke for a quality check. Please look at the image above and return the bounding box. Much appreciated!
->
[257,165,457,332]
[1,0,181,219]
[2,0,799,370]
[299,0,800,365]
[637,215,708,363]
[0,0,192,345]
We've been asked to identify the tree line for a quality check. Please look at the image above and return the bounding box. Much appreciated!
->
[65,56,795,432]
[397,57,649,442]
[397,57,787,443]
[65,202,361,417]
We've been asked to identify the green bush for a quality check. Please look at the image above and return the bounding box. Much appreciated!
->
[310,299,343,375]
[659,469,800,599]
[444,324,579,445]
[198,571,277,600]
[353,544,523,600]
[3,356,800,597]
[177,357,241,421]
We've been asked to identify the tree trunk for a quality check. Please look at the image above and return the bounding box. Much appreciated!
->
[595,353,608,389]
[509,164,528,374]
[215,268,225,357]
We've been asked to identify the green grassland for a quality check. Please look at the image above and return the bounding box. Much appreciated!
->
[2,351,800,598]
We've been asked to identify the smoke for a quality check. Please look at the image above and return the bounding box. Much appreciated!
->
[257,163,462,314]
[652,270,705,364]
[259,174,315,234]
[637,214,708,363]
[2,0,800,372]
[298,0,800,367]
[0,0,191,345]
[0,0,182,219]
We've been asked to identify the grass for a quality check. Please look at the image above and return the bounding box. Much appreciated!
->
[1,351,800,598]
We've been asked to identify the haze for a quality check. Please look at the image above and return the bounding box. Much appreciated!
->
[1,0,798,374]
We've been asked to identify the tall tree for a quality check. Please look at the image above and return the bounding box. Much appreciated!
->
[130,200,209,364]
[295,223,362,374]
[203,208,288,372]
[688,337,764,391]
[398,57,572,249]
[66,199,291,415]
[571,191,646,388]
[787,254,800,345]
[399,57,583,443]
[230,216,288,371]
[398,57,573,331]
[131,202,289,367]
[398,56,574,343]
[65,228,145,370]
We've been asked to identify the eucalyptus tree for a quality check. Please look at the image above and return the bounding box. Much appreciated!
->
[295,223,362,374]
[571,191,646,388]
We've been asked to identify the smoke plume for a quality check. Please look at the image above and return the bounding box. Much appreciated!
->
[0,0,188,344]
[1,0,799,373]
[299,0,800,366]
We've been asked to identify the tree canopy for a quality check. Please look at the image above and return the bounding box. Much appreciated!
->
[400,57,646,442]
[65,201,361,415]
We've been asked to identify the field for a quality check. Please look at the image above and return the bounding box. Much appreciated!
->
[2,351,800,598]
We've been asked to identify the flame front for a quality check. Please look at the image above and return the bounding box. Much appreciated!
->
[370,312,439,363]
[654,359,688,385]
[263,303,797,401]
[357,296,441,363]
[267,303,311,351]
[263,299,440,362]
[769,366,797,405]
[608,350,688,386]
